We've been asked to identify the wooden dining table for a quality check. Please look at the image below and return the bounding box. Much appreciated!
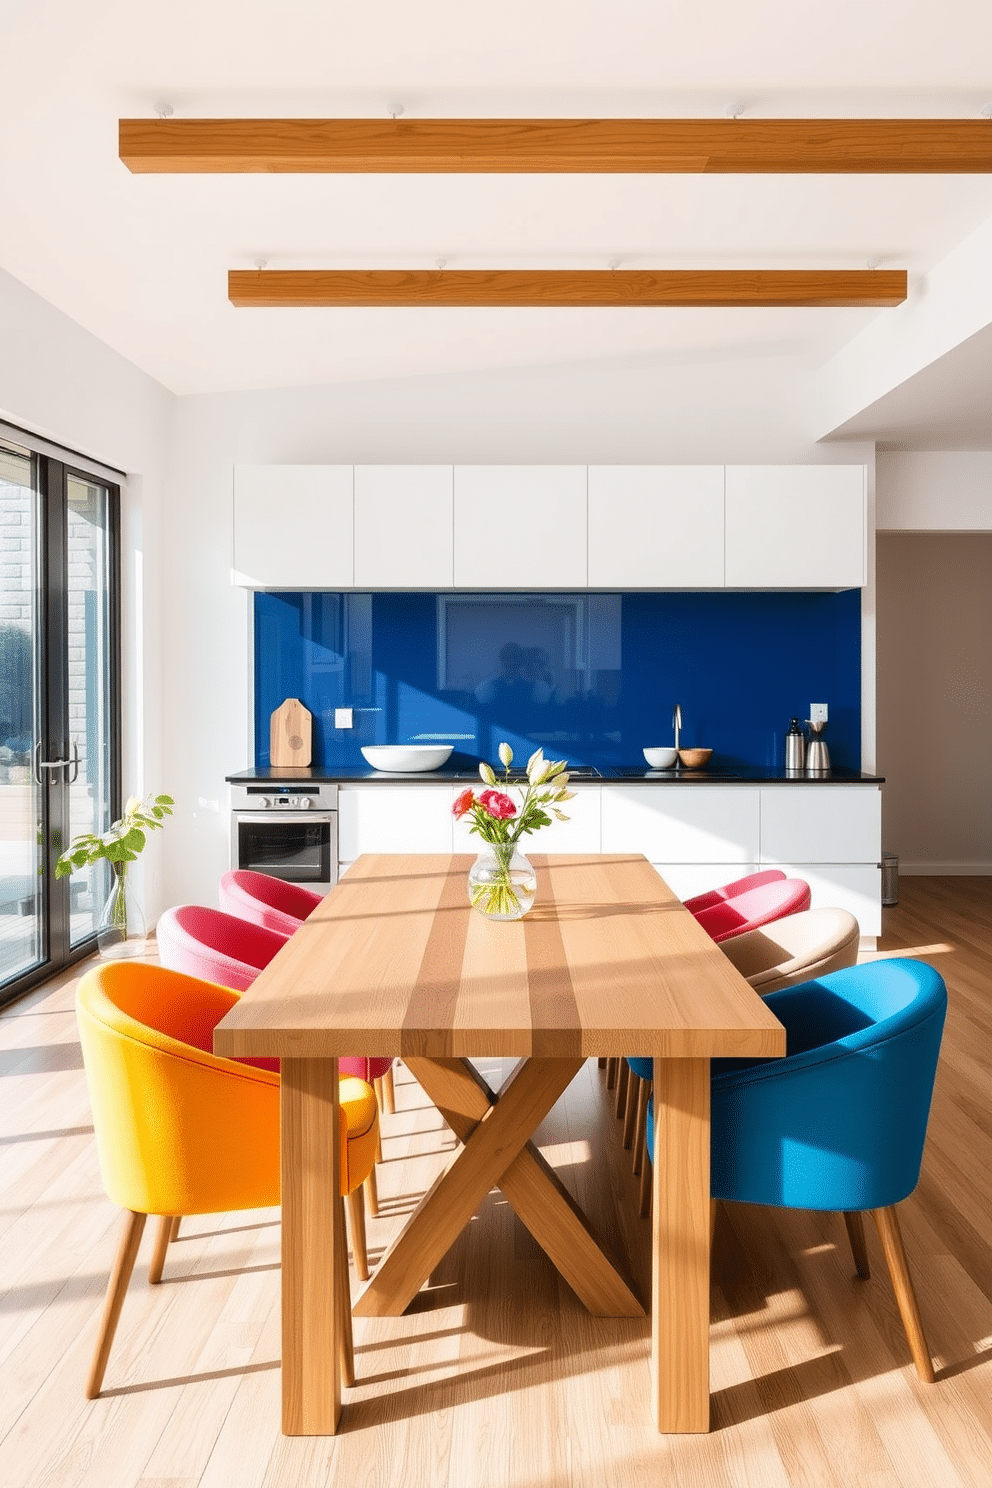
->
[213,851,785,1436]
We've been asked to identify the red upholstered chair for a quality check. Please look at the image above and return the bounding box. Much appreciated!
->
[156,903,389,1248]
[683,868,786,916]
[692,877,811,944]
[218,868,323,940]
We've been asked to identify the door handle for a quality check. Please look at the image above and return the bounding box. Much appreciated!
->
[33,738,80,783]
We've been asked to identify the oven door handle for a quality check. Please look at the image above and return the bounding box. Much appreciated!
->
[233,811,336,824]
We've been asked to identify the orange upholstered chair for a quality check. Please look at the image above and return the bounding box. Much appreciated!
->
[76,960,378,1398]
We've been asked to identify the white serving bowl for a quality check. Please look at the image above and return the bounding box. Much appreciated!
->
[642,746,679,769]
[361,745,453,773]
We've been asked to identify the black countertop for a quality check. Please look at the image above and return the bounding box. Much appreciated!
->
[227,756,884,787]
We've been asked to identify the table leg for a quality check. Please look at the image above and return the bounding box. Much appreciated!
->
[281,1058,341,1435]
[355,1056,642,1320]
[652,1056,710,1433]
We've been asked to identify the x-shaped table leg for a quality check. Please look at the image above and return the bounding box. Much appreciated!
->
[354,1055,643,1319]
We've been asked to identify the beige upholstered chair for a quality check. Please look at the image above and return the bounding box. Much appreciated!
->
[718,906,861,996]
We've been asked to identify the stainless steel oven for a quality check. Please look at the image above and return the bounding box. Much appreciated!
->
[230,782,338,893]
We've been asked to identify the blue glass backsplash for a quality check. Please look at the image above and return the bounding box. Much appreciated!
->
[253,590,861,771]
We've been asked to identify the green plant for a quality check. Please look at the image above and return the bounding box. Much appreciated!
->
[55,793,175,878]
[55,793,174,947]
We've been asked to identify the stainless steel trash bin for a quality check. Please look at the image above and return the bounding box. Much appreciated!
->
[881,851,898,907]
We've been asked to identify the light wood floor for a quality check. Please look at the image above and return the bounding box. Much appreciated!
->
[1,877,989,1487]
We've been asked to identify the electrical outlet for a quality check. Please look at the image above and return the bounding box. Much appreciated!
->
[334,707,353,729]
[810,703,828,723]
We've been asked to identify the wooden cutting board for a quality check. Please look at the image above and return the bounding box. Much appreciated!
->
[270,698,312,767]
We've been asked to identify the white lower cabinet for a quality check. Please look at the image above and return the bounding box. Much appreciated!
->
[757,862,882,937]
[759,786,881,864]
[758,785,882,937]
[648,862,760,902]
[338,786,456,860]
[601,786,760,863]
[337,782,882,934]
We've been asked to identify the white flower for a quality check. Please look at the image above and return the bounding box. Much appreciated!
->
[527,750,546,785]
[498,742,513,768]
[479,761,496,785]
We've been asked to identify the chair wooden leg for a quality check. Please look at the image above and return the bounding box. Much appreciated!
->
[169,1215,181,1243]
[337,1198,355,1388]
[605,1056,618,1090]
[872,1205,936,1383]
[148,1214,175,1285]
[638,1149,652,1218]
[622,1072,639,1150]
[382,1062,396,1114]
[614,1057,630,1119]
[843,1211,872,1279]
[632,1077,650,1176]
[365,1164,379,1218]
[86,1210,146,1399]
[346,1186,370,1282]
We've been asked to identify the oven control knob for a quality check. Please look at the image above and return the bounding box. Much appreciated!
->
[260,796,271,808]
[297,796,310,810]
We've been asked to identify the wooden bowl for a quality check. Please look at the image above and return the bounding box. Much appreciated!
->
[677,747,713,769]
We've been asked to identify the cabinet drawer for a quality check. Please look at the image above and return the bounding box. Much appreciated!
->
[760,862,881,937]
[760,787,881,864]
[601,787,760,863]
[338,786,456,859]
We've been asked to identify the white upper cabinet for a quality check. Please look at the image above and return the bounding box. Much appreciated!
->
[453,466,588,587]
[233,465,354,588]
[587,466,725,587]
[354,465,454,588]
[724,465,866,589]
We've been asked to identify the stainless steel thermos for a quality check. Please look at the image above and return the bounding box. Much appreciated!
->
[784,718,805,772]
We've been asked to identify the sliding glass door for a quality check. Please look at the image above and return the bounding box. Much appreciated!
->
[0,432,119,1005]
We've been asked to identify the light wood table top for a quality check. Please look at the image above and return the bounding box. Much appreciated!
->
[213,852,785,1062]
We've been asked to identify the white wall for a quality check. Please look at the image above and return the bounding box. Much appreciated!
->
[164,362,875,910]
[877,450,992,531]
[0,268,174,920]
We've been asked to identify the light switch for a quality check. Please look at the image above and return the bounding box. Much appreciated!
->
[810,703,828,723]
[334,708,353,729]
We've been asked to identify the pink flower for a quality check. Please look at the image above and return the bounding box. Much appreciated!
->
[452,788,475,819]
[478,789,517,821]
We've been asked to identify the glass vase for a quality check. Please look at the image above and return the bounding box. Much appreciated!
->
[467,843,537,922]
[97,863,147,959]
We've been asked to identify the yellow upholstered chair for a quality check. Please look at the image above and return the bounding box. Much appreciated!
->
[76,960,379,1398]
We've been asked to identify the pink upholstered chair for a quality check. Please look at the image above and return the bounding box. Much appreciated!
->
[218,869,323,940]
[212,880,397,1122]
[683,868,786,916]
[692,876,811,944]
[156,903,392,1235]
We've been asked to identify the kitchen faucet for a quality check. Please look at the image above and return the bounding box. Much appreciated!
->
[673,703,683,752]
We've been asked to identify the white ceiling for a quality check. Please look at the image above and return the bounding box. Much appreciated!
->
[3,1,992,444]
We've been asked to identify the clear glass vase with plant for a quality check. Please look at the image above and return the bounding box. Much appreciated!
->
[55,793,174,956]
[453,745,574,920]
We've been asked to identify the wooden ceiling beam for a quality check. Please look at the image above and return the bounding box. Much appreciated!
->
[121,118,992,174]
[227,269,908,309]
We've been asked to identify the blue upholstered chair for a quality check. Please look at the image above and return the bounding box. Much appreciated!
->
[646,958,947,1382]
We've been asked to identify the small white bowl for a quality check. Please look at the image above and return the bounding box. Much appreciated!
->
[642,746,678,770]
[361,745,453,773]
